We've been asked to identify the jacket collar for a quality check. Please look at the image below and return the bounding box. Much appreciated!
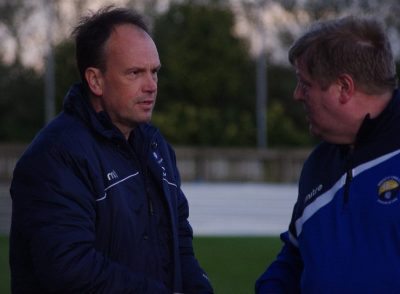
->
[355,89,400,146]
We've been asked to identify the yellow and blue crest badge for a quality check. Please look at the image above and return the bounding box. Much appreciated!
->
[377,176,400,204]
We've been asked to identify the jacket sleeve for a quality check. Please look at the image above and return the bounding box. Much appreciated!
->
[176,188,214,293]
[10,146,169,294]
[165,142,213,293]
[255,232,303,294]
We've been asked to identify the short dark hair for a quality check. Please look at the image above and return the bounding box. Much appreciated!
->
[289,15,397,94]
[72,6,149,84]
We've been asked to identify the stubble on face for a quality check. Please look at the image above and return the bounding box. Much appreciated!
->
[95,24,161,138]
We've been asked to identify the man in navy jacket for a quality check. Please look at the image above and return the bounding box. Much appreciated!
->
[255,16,400,293]
[10,6,213,293]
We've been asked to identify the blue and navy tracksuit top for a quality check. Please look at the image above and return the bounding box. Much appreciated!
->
[256,89,400,293]
[9,83,213,293]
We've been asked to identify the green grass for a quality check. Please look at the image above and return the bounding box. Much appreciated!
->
[0,235,281,294]
[194,236,281,294]
[0,236,10,294]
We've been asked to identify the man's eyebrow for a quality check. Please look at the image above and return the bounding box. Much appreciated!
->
[124,67,143,74]
[122,62,160,76]
[125,64,161,71]
[295,72,312,84]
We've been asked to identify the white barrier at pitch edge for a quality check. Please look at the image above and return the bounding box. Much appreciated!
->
[182,182,297,236]
[0,182,298,236]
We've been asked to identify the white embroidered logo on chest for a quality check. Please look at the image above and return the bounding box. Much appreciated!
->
[106,170,119,181]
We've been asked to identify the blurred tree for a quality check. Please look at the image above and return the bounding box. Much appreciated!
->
[3,0,314,147]
[4,0,398,147]
[0,0,34,64]
[152,1,257,146]
[267,64,316,147]
[0,61,44,142]
[54,40,80,111]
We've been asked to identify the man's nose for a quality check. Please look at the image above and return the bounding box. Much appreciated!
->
[143,73,157,92]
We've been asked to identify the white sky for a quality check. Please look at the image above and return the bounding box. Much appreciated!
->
[2,0,400,70]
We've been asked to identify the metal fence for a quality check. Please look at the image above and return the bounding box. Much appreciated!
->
[0,144,310,235]
[174,146,309,182]
[0,144,310,183]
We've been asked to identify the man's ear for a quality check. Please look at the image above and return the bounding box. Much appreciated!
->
[337,74,355,104]
[85,67,103,96]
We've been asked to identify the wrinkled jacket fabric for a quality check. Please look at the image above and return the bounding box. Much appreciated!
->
[256,89,400,293]
[10,83,213,293]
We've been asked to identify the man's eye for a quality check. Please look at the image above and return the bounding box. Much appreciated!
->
[299,80,309,91]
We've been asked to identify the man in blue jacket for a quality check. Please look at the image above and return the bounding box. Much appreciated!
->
[256,16,400,293]
[9,6,213,294]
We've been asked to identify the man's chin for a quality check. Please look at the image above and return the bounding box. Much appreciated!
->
[137,112,153,122]
[309,126,321,139]
[144,115,152,123]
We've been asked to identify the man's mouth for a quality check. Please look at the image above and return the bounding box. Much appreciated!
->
[137,99,155,111]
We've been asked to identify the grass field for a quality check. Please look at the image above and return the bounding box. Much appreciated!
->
[0,236,10,294]
[193,236,282,293]
[0,235,281,294]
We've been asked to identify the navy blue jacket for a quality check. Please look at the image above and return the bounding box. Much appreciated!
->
[256,89,400,293]
[10,84,213,293]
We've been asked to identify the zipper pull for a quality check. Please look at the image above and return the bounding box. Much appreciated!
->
[148,197,154,215]
[343,169,353,204]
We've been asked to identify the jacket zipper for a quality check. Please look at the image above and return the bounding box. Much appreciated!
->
[124,140,155,217]
[343,146,354,206]
[147,184,155,215]
[343,168,353,205]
